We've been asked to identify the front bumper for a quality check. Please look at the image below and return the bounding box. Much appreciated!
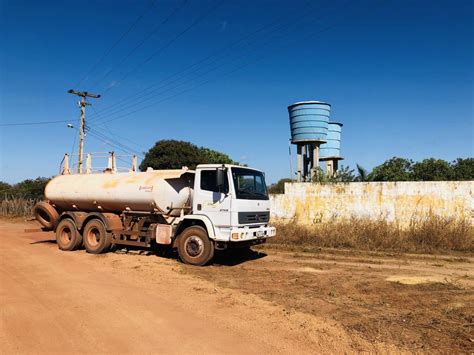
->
[229,225,276,242]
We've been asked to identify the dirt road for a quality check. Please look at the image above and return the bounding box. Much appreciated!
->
[1,219,472,353]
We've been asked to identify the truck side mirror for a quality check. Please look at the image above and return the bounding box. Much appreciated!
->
[216,168,225,188]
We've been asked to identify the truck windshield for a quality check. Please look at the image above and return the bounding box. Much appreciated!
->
[231,167,269,200]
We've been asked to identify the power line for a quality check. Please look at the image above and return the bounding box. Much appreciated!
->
[70,119,79,159]
[0,119,71,127]
[83,131,139,166]
[85,130,137,156]
[89,0,190,91]
[100,0,224,95]
[89,124,147,152]
[67,124,142,167]
[88,106,147,154]
[85,126,144,158]
[85,128,139,155]
[88,0,327,124]
[88,8,300,121]
[73,0,158,88]
[93,4,356,126]
[90,105,147,151]
[89,2,349,126]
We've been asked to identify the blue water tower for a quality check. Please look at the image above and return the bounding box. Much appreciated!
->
[320,122,343,158]
[288,101,331,181]
[288,101,331,143]
[319,122,344,176]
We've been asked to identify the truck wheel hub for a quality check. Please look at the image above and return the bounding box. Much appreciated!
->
[185,236,203,257]
[60,228,72,244]
[86,228,101,247]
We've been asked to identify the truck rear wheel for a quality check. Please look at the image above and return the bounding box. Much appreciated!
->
[83,219,112,254]
[177,226,214,266]
[56,219,82,251]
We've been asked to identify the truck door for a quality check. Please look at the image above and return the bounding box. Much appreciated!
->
[194,169,231,228]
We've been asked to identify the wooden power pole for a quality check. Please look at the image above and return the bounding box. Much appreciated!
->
[67,89,101,173]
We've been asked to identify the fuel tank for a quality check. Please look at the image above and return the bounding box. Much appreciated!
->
[45,169,194,216]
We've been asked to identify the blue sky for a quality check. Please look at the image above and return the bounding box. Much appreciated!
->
[1,0,473,184]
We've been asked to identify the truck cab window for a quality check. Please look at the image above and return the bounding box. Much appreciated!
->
[200,170,229,193]
[231,167,269,200]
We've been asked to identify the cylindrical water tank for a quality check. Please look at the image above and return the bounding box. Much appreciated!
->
[45,169,193,216]
[319,122,343,158]
[288,101,331,143]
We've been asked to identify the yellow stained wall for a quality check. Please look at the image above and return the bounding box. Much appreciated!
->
[270,181,473,227]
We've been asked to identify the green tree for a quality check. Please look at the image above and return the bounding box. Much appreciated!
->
[0,181,11,192]
[451,158,474,180]
[368,157,413,181]
[12,177,50,199]
[268,178,293,194]
[355,164,370,182]
[0,178,50,200]
[199,147,237,165]
[311,165,355,183]
[139,140,237,171]
[0,181,12,200]
[411,158,451,181]
[332,165,356,182]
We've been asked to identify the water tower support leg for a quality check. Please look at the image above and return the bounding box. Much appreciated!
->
[326,160,334,177]
[302,145,308,181]
[296,145,302,182]
[334,159,339,174]
[310,144,320,181]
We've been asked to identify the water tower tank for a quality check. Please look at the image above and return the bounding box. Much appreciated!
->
[319,122,343,158]
[288,101,331,143]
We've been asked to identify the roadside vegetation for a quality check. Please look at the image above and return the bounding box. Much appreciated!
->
[0,178,49,217]
[269,157,474,191]
[269,215,474,254]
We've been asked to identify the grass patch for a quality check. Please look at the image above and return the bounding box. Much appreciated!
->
[269,215,473,253]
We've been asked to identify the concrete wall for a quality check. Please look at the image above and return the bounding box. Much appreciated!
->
[270,181,473,226]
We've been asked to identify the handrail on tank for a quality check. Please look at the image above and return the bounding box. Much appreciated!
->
[61,152,138,175]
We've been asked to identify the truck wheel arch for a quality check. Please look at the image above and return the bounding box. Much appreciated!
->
[58,212,121,233]
[174,215,216,247]
[58,211,87,231]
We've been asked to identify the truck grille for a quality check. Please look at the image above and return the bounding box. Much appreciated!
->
[238,211,270,224]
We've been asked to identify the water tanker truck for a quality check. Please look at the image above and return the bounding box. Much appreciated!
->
[33,160,275,265]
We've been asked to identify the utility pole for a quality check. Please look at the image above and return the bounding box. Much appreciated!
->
[67,89,101,173]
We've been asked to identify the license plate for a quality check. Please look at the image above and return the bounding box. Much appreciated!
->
[256,230,265,237]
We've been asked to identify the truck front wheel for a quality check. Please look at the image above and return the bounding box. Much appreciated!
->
[83,219,112,254]
[177,226,214,266]
[56,218,82,251]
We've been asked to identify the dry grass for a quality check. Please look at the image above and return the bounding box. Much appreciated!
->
[270,214,474,253]
[0,198,37,217]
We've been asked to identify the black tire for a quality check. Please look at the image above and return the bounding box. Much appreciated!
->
[34,201,59,230]
[177,226,214,266]
[83,219,112,254]
[56,219,82,251]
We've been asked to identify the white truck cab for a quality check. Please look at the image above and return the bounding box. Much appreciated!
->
[189,164,276,246]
